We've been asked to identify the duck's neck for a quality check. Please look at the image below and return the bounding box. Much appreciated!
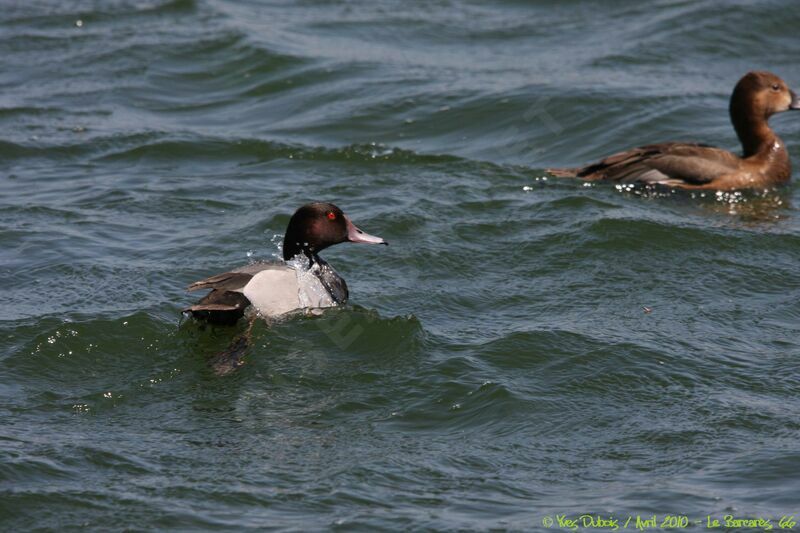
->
[282,242,320,266]
[283,237,309,261]
[731,110,791,184]
[732,109,781,158]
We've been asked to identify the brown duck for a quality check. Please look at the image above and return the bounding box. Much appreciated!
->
[548,71,800,190]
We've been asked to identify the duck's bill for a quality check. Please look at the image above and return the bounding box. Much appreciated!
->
[345,216,388,245]
[790,90,800,110]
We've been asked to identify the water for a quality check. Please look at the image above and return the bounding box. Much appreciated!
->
[2,0,800,530]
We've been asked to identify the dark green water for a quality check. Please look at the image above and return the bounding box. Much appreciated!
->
[2,0,800,530]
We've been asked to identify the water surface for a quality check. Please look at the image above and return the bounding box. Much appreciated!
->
[2,0,800,530]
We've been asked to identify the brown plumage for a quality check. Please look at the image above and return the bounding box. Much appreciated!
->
[548,71,800,190]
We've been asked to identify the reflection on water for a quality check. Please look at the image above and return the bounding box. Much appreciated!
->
[609,183,793,223]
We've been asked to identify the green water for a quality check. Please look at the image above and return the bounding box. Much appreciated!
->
[2,0,800,530]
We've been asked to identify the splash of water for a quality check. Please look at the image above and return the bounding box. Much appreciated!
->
[285,253,339,310]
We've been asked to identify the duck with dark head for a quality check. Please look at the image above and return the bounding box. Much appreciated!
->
[184,202,387,327]
[548,71,800,190]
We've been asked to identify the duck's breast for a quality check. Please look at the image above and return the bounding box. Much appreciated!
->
[296,267,339,309]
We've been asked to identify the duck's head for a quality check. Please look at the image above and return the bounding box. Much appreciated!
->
[730,71,800,120]
[282,202,388,261]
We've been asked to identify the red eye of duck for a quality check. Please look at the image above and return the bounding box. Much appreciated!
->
[327,212,336,220]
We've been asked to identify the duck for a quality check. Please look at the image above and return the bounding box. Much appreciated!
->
[547,71,800,190]
[184,202,387,325]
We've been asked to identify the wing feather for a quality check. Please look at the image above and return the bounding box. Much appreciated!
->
[549,142,741,186]
[186,261,284,292]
